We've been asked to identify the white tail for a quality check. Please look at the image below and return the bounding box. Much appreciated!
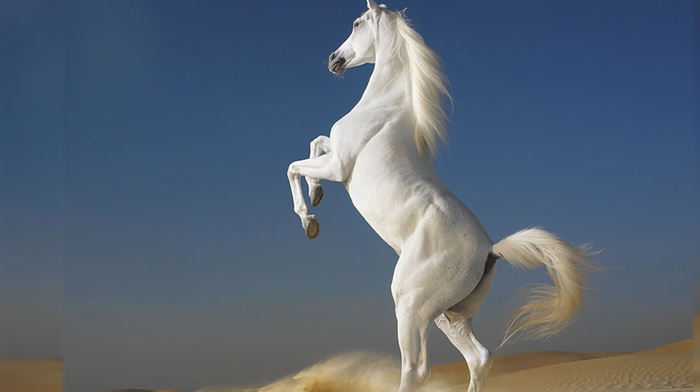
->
[492,227,599,346]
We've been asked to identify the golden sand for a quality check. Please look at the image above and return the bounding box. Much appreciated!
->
[0,359,62,392]
[196,339,692,392]
[479,340,691,392]
[1,339,692,392]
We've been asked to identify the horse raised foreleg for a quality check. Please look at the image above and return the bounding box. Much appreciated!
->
[305,136,331,207]
[287,153,344,239]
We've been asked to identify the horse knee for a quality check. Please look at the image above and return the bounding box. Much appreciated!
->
[468,348,492,381]
[418,361,431,382]
[400,362,431,390]
[482,348,493,366]
[287,163,298,181]
[478,349,493,373]
[405,359,431,379]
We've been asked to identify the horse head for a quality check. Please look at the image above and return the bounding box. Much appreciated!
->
[328,0,400,75]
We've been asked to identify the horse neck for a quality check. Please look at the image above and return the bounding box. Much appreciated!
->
[357,40,411,110]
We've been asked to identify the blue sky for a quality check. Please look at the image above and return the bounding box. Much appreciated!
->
[1,1,696,391]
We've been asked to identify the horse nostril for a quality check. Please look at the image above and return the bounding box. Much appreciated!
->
[329,52,337,62]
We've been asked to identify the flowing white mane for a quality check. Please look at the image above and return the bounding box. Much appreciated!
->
[392,15,451,161]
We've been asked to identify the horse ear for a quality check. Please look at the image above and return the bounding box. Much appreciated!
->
[367,0,379,10]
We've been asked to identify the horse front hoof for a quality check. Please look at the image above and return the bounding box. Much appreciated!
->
[303,216,320,239]
[310,186,324,207]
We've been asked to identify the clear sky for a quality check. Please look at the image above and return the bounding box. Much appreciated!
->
[1,1,696,392]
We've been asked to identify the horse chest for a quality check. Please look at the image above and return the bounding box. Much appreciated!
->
[329,112,388,178]
[346,146,429,250]
[330,111,382,146]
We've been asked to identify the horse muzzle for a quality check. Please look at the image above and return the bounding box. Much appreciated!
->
[328,52,347,75]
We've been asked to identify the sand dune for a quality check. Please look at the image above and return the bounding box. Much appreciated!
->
[195,339,692,392]
[431,350,629,386]
[3,340,689,392]
[694,315,700,389]
[478,339,692,392]
[105,389,183,392]
[0,359,62,392]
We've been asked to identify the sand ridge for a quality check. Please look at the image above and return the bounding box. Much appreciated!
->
[475,339,692,392]
[195,339,691,392]
[431,350,629,386]
[1,340,691,392]
[0,359,62,392]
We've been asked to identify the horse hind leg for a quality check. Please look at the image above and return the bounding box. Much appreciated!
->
[435,254,498,392]
[435,314,492,392]
[395,304,433,392]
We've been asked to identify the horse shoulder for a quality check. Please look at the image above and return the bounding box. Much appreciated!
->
[329,109,399,178]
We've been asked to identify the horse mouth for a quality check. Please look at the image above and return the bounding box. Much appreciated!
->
[329,58,346,75]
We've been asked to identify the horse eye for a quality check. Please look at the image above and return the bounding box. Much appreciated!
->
[353,21,360,28]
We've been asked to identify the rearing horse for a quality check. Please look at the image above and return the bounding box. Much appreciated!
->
[287,2,597,391]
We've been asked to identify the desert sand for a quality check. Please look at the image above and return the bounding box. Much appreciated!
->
[0,359,62,392]
[104,390,183,392]
[199,339,692,392]
[0,339,691,392]
[474,339,691,392]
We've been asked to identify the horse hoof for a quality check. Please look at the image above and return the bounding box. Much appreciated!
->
[311,186,324,207]
[304,216,320,239]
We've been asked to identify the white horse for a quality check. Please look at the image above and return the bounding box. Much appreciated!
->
[287,2,597,391]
